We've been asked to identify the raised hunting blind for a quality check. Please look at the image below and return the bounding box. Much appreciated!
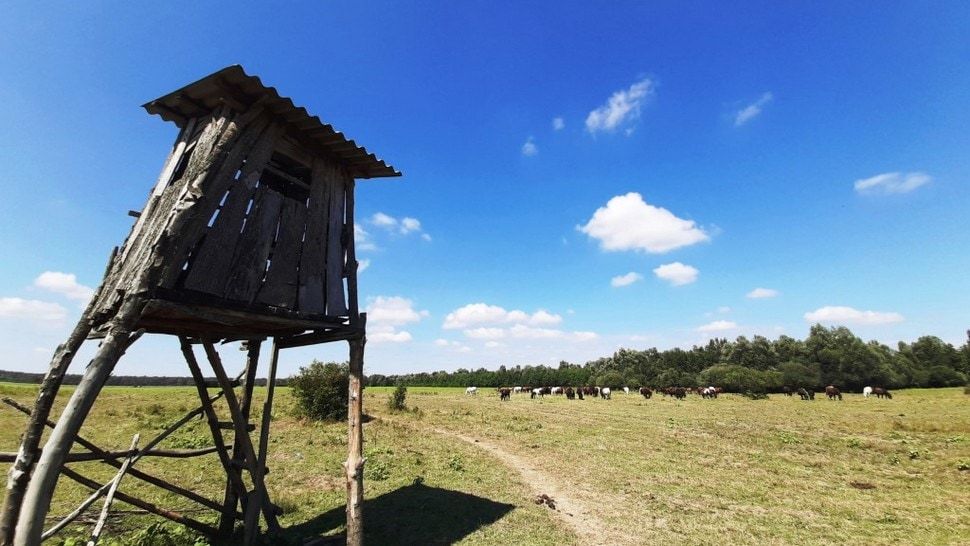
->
[1,66,398,545]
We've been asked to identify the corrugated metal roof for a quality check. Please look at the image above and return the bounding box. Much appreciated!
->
[143,65,401,179]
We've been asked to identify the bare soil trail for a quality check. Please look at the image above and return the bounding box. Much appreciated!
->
[425,422,638,546]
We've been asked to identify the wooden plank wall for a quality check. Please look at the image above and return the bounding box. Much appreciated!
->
[93,104,355,328]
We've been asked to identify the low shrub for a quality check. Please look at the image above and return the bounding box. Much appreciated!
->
[290,360,348,421]
[388,384,408,411]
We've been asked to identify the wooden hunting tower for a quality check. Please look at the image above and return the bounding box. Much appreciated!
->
[2,66,398,545]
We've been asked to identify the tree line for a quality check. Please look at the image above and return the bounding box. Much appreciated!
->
[366,325,970,393]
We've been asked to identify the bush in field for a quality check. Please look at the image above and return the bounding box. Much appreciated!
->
[290,360,348,421]
[388,383,408,411]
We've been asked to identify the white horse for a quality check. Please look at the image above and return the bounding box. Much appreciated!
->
[863,386,873,398]
[465,386,477,395]
[513,386,522,394]
[623,387,630,395]
[601,387,612,400]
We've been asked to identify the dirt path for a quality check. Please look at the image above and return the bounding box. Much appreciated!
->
[425,426,621,545]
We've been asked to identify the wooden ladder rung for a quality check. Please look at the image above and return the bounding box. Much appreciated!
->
[218,421,255,432]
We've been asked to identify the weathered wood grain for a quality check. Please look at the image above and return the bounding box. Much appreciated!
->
[325,169,348,316]
[254,192,307,308]
[297,158,333,314]
[183,121,282,295]
[222,182,284,303]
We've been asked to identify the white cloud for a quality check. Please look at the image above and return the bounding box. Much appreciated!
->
[366,296,427,326]
[697,320,738,332]
[0,298,67,321]
[734,92,773,126]
[552,117,565,131]
[854,172,931,195]
[434,338,472,352]
[372,212,397,228]
[364,296,428,343]
[653,262,699,286]
[443,303,562,329]
[484,341,504,348]
[434,338,450,347]
[521,137,538,157]
[355,224,377,251]
[400,217,421,234]
[369,212,431,240]
[746,287,779,299]
[717,306,731,314]
[803,306,904,325]
[33,272,94,302]
[357,259,371,273]
[610,272,643,288]
[464,327,507,340]
[586,78,654,134]
[579,192,709,253]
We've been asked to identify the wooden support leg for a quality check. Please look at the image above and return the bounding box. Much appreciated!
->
[345,334,366,546]
[13,295,144,546]
[219,338,263,537]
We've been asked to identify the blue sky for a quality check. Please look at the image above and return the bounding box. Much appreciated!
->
[1,2,968,377]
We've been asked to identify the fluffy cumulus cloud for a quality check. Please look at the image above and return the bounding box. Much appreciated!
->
[0,297,67,321]
[369,213,431,240]
[443,304,562,329]
[586,78,654,134]
[552,117,565,131]
[610,272,643,288]
[854,172,932,195]
[579,193,709,254]
[33,271,94,302]
[355,224,377,251]
[521,136,538,156]
[434,338,472,353]
[746,287,779,299]
[357,259,371,273]
[442,302,595,343]
[734,92,773,126]
[653,262,699,286]
[697,320,737,332]
[365,296,428,343]
[804,306,904,326]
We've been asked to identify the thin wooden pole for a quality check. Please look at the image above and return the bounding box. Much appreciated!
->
[0,249,115,546]
[59,467,217,537]
[345,327,366,546]
[219,338,262,537]
[87,434,140,546]
[201,342,280,543]
[14,295,146,546]
[179,338,248,502]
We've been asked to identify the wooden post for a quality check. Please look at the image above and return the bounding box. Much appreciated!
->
[219,338,262,537]
[13,295,146,546]
[345,325,366,546]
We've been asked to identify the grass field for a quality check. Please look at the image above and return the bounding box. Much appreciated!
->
[1,383,967,544]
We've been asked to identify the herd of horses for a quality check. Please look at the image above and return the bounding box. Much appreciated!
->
[466,384,895,401]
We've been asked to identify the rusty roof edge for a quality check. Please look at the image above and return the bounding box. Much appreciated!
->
[142,65,401,179]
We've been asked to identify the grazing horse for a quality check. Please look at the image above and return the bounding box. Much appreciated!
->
[782,386,793,397]
[601,387,612,400]
[671,387,687,400]
[873,387,893,399]
[623,387,630,395]
[565,387,576,400]
[577,387,584,400]
[498,387,511,401]
[513,386,523,394]
[639,387,653,399]
[797,387,815,400]
[863,386,873,398]
[551,386,564,395]
[465,386,478,395]
[825,385,843,401]
[531,388,543,399]
[701,386,718,399]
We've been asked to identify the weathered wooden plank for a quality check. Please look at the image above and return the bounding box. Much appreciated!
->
[297,158,333,314]
[183,122,282,295]
[159,106,273,288]
[325,169,348,316]
[345,331,366,546]
[254,194,307,308]
[219,339,262,536]
[222,183,284,303]
[344,179,360,322]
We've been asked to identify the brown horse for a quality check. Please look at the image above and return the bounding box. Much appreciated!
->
[825,385,843,400]
[639,387,653,399]
[872,387,893,399]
